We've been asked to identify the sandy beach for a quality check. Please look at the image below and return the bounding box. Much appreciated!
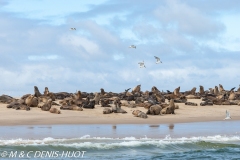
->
[0,99,239,126]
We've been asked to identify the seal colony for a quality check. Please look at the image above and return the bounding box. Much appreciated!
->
[1,84,240,120]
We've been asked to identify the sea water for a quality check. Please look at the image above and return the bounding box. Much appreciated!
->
[0,121,240,159]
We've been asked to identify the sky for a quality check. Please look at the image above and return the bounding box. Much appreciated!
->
[0,0,240,96]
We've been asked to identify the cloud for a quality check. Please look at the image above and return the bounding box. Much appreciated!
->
[154,0,225,39]
[28,55,60,61]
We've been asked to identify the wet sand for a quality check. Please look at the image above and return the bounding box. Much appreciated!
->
[0,121,240,139]
[0,99,239,126]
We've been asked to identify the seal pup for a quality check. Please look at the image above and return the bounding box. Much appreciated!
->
[132,110,148,118]
[103,108,112,114]
[185,102,198,106]
[49,108,61,114]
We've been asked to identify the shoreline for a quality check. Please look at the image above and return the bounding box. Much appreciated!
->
[0,120,240,139]
[1,99,240,126]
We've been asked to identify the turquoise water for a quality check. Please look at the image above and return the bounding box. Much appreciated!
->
[0,121,240,159]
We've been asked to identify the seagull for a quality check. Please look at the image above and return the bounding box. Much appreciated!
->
[70,28,76,30]
[138,61,146,68]
[129,45,136,49]
[224,110,231,120]
[154,56,162,64]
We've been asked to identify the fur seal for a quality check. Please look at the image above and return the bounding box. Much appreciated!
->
[146,105,162,115]
[185,102,198,106]
[82,99,95,109]
[185,95,201,99]
[132,110,148,118]
[41,99,52,111]
[34,86,42,97]
[25,95,38,107]
[200,100,213,106]
[184,87,196,96]
[94,92,101,105]
[49,107,61,114]
[199,85,204,95]
[214,86,219,95]
[111,100,127,113]
[161,99,175,114]
[173,86,180,96]
[0,94,14,104]
[132,85,141,94]
[44,87,49,95]
[228,91,235,100]
[103,108,112,114]
[219,84,225,94]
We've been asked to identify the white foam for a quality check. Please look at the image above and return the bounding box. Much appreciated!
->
[0,135,240,148]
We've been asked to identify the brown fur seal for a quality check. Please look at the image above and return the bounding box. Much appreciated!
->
[49,108,61,114]
[132,110,148,118]
[111,100,127,113]
[44,87,49,95]
[136,102,152,109]
[60,104,83,111]
[151,86,160,94]
[185,95,201,99]
[34,86,42,97]
[214,86,219,95]
[184,87,196,96]
[219,84,225,94]
[161,99,175,114]
[0,94,15,104]
[146,105,162,115]
[94,92,101,105]
[132,85,141,94]
[41,99,52,111]
[103,108,112,114]
[174,86,180,96]
[25,95,38,107]
[199,85,204,95]
[185,102,198,106]
[15,104,30,111]
[228,91,235,100]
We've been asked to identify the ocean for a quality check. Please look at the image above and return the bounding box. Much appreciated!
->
[0,121,240,159]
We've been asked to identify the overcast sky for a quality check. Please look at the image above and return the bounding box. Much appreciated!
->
[0,0,240,96]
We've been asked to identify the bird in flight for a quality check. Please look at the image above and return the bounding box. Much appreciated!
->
[154,56,162,64]
[138,61,146,68]
[70,28,76,30]
[129,45,136,49]
[224,110,231,120]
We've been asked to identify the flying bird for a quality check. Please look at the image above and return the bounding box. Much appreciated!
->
[70,28,76,30]
[154,56,162,64]
[224,110,231,120]
[138,61,146,68]
[129,45,136,49]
